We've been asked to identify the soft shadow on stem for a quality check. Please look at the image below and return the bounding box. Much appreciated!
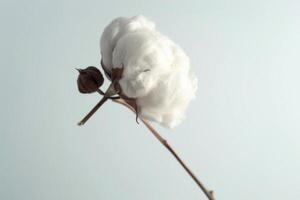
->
[112,98,216,200]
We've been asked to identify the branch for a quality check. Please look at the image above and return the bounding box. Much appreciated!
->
[112,98,215,200]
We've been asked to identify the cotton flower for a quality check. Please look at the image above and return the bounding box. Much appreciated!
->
[100,15,197,128]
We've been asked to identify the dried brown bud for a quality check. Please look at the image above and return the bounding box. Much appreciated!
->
[77,66,104,93]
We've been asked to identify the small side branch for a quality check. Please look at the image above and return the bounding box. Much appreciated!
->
[112,98,215,200]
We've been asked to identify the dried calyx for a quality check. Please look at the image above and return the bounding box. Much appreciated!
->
[77,64,139,126]
[77,66,104,93]
[101,61,140,123]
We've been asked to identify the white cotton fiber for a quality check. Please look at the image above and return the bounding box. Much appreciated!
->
[100,15,197,128]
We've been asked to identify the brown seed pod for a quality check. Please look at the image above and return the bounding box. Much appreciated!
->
[77,66,104,93]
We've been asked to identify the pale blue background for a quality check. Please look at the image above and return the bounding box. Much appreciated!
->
[1,0,300,199]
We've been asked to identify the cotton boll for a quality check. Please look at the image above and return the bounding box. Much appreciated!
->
[137,58,197,128]
[112,31,174,98]
[100,15,197,128]
[100,15,155,72]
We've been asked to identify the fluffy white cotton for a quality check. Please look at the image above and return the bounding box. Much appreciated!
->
[100,15,197,128]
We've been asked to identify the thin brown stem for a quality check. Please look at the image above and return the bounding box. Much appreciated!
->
[78,83,117,126]
[97,89,120,99]
[112,98,215,200]
[78,96,108,126]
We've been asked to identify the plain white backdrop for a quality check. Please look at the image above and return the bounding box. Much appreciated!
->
[0,0,299,199]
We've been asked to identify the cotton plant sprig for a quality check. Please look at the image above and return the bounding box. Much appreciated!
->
[76,15,215,200]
